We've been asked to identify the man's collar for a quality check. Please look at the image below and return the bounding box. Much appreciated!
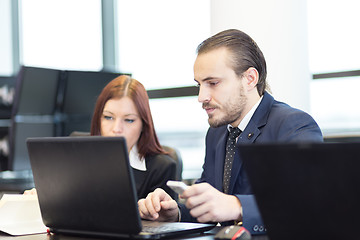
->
[227,95,263,132]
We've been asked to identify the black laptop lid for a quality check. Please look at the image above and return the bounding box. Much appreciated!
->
[238,142,360,240]
[27,136,142,235]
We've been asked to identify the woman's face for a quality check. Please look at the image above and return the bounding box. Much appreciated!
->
[101,97,143,152]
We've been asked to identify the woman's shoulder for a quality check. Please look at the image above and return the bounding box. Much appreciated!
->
[145,153,179,184]
[146,153,176,168]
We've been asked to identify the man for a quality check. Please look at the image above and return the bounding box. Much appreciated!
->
[137,29,323,235]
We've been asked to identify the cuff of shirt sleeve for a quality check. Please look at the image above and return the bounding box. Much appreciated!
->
[234,199,243,226]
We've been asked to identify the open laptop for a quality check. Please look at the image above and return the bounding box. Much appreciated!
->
[238,142,360,240]
[26,136,214,239]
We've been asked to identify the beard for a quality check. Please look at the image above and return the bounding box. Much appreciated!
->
[203,86,247,128]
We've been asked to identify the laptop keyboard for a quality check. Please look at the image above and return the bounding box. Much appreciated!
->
[142,225,182,234]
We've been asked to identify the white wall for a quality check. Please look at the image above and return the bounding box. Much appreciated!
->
[210,0,311,112]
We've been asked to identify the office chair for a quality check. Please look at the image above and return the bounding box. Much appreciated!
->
[69,131,91,137]
[161,145,183,181]
[69,131,183,181]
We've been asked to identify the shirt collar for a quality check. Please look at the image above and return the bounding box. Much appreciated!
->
[227,95,263,132]
[129,145,146,171]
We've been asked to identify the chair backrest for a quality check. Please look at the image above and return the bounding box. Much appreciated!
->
[69,131,91,137]
[69,131,183,181]
[161,145,183,181]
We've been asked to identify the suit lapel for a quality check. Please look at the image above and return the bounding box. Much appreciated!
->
[228,92,274,194]
[228,122,260,193]
[215,131,227,191]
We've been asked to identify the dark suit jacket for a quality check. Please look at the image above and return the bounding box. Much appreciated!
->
[179,91,323,234]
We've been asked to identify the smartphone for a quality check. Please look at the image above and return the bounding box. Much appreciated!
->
[166,180,189,195]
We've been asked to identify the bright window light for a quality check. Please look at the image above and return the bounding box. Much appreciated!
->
[307,0,360,73]
[0,0,13,76]
[20,0,103,71]
[116,0,211,89]
[116,0,211,179]
[308,0,360,134]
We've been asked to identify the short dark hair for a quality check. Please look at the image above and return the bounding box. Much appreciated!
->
[197,29,268,95]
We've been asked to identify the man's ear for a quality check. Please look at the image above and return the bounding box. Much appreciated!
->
[244,67,259,89]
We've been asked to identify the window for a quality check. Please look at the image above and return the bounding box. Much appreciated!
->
[19,0,103,71]
[311,76,360,131]
[116,0,210,89]
[307,0,360,133]
[116,0,211,179]
[149,96,209,179]
[0,0,13,76]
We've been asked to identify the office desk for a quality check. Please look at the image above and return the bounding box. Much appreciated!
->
[0,228,269,240]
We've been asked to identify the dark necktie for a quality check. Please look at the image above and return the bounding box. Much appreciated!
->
[223,127,241,194]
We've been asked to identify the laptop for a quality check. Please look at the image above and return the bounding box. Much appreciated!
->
[238,142,360,240]
[26,136,214,239]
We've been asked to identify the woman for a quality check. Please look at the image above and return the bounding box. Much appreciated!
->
[90,75,177,200]
[25,75,178,200]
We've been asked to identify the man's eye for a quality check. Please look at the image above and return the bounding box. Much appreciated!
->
[209,81,219,86]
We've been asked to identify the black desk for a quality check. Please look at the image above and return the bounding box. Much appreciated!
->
[0,228,269,240]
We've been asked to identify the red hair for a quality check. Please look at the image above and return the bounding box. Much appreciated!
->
[90,75,165,158]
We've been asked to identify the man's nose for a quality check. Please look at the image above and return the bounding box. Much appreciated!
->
[198,86,210,103]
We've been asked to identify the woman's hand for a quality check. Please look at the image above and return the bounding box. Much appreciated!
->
[23,188,37,196]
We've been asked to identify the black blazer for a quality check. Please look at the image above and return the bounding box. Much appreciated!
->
[133,153,177,200]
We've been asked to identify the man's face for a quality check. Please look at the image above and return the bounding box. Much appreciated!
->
[194,47,247,128]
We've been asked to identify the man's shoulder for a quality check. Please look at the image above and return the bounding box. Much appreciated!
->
[270,99,312,119]
[261,91,307,114]
[252,92,311,126]
[262,97,323,141]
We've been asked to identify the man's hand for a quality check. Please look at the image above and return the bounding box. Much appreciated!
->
[138,188,179,222]
[182,182,242,223]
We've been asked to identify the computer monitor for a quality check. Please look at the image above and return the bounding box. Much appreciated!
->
[0,76,15,170]
[9,121,55,171]
[8,66,60,171]
[60,70,122,136]
[6,67,126,170]
[12,66,60,116]
[0,76,16,119]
